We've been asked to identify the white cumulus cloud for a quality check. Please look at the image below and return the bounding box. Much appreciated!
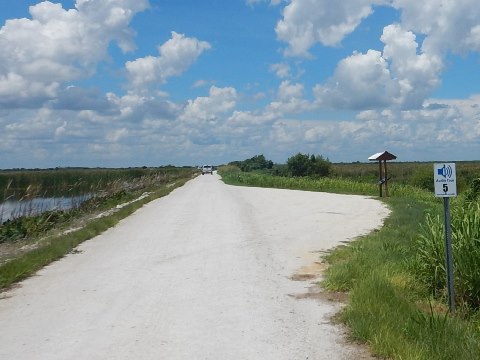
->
[276,0,387,57]
[0,0,148,108]
[380,23,443,108]
[276,0,480,111]
[277,80,304,100]
[270,63,291,78]
[126,32,211,90]
[179,86,237,124]
[313,23,446,110]
[392,0,480,55]
[314,50,398,109]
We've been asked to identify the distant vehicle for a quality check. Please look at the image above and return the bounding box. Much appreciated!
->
[202,165,213,175]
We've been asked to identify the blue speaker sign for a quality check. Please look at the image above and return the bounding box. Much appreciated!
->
[434,163,457,197]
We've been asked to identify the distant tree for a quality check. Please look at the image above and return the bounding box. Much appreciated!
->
[228,160,243,168]
[287,153,331,177]
[309,154,331,177]
[287,153,311,177]
[238,154,273,172]
[271,164,289,177]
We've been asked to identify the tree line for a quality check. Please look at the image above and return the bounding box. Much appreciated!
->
[229,153,332,178]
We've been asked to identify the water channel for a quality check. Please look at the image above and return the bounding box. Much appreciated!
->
[0,194,92,223]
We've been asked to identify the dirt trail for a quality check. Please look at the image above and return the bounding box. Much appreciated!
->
[0,173,389,360]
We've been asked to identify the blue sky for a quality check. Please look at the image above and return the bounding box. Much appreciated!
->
[0,0,479,168]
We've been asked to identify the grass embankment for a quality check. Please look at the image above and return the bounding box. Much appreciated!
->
[325,197,480,359]
[0,167,192,241]
[0,168,195,290]
[220,166,433,201]
[218,167,480,360]
[0,166,189,200]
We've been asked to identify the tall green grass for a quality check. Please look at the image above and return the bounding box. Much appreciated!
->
[219,167,435,202]
[414,202,480,311]
[0,167,190,200]
[344,272,480,359]
[332,161,480,193]
[220,169,379,195]
[323,196,480,359]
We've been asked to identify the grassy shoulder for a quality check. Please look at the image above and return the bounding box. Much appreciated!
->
[0,175,193,290]
[325,197,480,359]
[218,167,480,360]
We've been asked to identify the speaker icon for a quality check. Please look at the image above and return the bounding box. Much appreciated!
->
[437,164,453,179]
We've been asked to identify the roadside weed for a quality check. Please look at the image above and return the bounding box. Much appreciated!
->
[414,201,480,311]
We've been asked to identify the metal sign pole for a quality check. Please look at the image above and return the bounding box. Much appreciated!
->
[434,163,457,312]
[443,197,455,312]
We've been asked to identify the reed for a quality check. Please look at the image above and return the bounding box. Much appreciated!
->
[0,167,196,243]
[414,201,480,311]
[0,167,190,200]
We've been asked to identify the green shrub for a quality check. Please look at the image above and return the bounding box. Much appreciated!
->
[287,153,331,177]
[414,202,480,310]
[410,167,434,192]
[465,178,480,203]
[269,164,289,177]
[229,154,273,172]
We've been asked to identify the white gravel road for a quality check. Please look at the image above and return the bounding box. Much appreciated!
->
[0,173,389,360]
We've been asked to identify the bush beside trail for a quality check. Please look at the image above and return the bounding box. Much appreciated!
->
[415,200,480,311]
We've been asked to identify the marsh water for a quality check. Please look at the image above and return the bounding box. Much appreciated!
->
[0,194,92,223]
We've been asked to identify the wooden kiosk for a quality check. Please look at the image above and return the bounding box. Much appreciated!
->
[368,151,397,197]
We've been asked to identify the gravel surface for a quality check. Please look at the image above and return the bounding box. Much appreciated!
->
[0,173,389,360]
